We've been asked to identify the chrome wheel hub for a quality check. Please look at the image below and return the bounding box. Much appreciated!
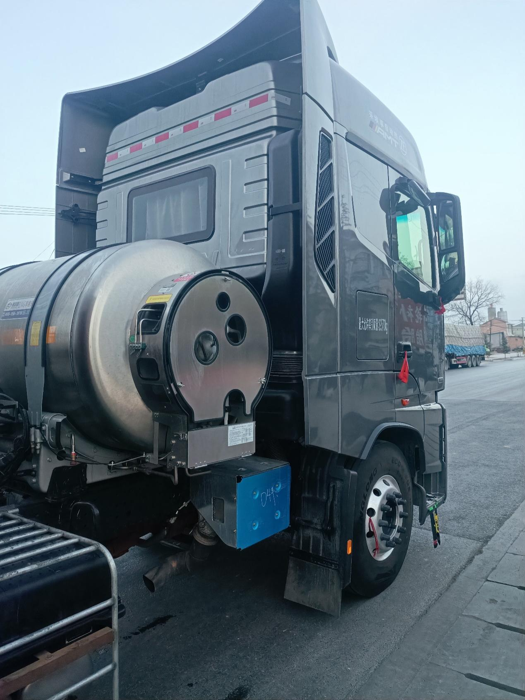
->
[365,474,408,561]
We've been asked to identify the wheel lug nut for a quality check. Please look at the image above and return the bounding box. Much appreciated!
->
[393,491,402,498]
[393,537,402,545]
[385,541,396,548]
[381,505,392,513]
[399,511,408,519]
[380,534,391,542]
[397,526,407,533]
[378,519,390,527]
[397,498,407,505]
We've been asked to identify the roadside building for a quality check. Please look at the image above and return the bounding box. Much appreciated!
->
[481,312,524,351]
[481,317,506,349]
[508,321,525,350]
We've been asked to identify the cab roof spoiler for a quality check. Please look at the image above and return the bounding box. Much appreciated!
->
[56,0,301,191]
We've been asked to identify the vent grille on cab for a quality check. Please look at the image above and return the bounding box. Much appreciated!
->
[314,133,336,293]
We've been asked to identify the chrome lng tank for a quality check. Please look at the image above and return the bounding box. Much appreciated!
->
[0,239,270,452]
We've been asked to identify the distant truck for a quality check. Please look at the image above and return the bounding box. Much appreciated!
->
[445,323,485,368]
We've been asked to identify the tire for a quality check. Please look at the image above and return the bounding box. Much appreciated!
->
[466,356,472,368]
[473,356,479,367]
[349,440,414,597]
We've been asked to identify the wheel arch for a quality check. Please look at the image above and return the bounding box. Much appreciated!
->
[359,423,426,514]
[360,423,424,471]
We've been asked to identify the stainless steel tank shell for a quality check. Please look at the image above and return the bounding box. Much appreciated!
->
[0,240,214,450]
[170,274,270,422]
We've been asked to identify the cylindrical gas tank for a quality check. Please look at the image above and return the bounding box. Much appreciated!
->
[0,240,270,451]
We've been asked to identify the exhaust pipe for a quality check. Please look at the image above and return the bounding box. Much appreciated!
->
[143,516,218,593]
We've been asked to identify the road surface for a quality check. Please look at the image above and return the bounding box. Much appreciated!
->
[101,359,525,700]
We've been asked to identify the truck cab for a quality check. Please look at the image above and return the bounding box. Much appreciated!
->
[1,0,465,616]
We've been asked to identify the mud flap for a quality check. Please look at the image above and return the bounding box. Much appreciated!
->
[284,449,357,616]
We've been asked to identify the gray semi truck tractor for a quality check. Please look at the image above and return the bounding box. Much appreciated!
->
[0,0,465,621]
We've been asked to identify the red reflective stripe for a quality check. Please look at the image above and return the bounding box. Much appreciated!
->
[105,92,275,166]
[214,107,232,121]
[183,120,199,133]
[249,94,269,108]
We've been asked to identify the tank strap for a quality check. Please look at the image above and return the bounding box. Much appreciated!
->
[23,249,104,445]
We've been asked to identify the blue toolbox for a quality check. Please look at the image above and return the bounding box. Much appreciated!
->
[190,456,291,549]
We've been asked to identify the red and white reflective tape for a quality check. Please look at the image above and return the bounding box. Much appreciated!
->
[105,91,292,165]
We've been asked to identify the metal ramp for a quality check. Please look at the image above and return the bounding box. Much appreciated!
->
[0,508,119,700]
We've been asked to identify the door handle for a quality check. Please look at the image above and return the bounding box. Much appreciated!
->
[397,342,412,360]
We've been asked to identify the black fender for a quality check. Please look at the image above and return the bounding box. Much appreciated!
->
[359,421,424,462]
[358,421,429,524]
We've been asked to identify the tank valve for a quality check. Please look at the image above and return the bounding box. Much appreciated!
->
[143,515,218,593]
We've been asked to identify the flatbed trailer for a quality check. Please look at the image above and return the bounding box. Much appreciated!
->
[445,323,485,368]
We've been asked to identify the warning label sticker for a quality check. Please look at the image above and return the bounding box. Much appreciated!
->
[30,321,42,347]
[145,294,172,304]
[0,328,24,346]
[173,272,196,283]
[1,297,34,320]
[46,326,57,344]
[228,422,255,447]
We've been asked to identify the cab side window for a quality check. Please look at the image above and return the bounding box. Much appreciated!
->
[347,142,390,255]
[390,172,433,287]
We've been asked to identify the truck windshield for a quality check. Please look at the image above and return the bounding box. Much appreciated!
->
[128,167,214,244]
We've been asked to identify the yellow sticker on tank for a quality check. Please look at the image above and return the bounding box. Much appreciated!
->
[145,294,172,304]
[30,321,42,347]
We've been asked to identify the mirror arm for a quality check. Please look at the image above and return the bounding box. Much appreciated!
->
[429,191,452,205]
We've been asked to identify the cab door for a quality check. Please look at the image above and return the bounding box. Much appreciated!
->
[390,169,443,404]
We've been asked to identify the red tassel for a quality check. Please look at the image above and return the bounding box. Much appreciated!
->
[435,298,446,315]
[397,351,409,383]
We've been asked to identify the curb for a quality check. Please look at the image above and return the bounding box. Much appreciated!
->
[350,500,525,700]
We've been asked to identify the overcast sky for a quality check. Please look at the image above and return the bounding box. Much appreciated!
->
[1,0,523,321]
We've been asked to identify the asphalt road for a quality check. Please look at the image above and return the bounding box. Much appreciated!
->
[100,359,525,700]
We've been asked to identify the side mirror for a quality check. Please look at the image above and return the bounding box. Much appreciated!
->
[431,192,465,305]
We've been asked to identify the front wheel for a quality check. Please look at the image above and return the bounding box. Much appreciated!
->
[349,441,413,597]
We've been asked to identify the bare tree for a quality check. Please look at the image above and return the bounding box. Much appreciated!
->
[447,278,503,325]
